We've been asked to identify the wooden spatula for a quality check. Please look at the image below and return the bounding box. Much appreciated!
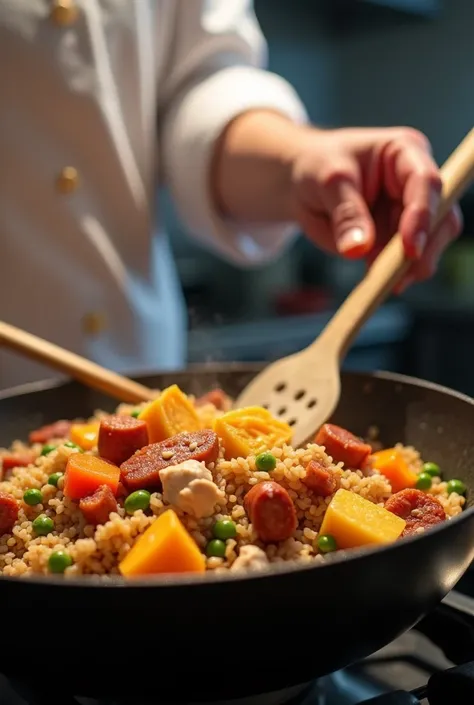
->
[236,127,474,446]
[0,321,155,404]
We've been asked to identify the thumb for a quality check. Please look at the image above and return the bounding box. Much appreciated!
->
[321,177,376,259]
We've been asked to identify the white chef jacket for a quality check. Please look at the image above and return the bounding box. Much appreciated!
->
[0,0,307,389]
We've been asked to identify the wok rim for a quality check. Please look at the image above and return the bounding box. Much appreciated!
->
[0,364,473,589]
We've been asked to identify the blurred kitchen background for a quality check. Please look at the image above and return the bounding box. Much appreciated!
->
[161,0,474,396]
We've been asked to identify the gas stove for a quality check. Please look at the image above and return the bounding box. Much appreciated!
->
[2,578,474,705]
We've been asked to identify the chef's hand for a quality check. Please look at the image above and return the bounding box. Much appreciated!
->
[290,126,462,291]
[215,113,462,292]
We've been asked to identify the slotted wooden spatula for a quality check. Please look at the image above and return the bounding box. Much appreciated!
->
[236,127,474,446]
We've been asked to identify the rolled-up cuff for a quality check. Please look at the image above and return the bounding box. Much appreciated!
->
[161,65,308,267]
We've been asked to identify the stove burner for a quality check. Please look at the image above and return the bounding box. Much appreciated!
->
[358,663,474,704]
[360,693,418,704]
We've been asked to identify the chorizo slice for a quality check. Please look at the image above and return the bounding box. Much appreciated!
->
[195,389,231,411]
[315,424,371,469]
[0,493,19,535]
[29,420,72,445]
[79,485,118,526]
[385,488,446,537]
[2,452,36,474]
[98,414,149,466]
[244,481,297,543]
[302,460,338,497]
[120,429,220,492]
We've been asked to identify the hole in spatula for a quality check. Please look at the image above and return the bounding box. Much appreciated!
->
[307,398,317,409]
[294,390,305,401]
[277,407,287,416]
[288,418,297,427]
[275,382,286,393]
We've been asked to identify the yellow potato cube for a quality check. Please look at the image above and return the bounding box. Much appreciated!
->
[319,488,406,550]
[139,384,201,443]
[70,422,100,451]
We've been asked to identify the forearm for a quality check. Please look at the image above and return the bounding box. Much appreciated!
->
[211,110,311,224]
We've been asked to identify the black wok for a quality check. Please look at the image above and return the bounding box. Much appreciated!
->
[1,364,474,703]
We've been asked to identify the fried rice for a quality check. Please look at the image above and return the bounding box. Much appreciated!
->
[0,395,466,578]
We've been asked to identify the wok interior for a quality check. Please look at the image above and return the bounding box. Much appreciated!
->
[1,364,474,702]
[1,364,473,512]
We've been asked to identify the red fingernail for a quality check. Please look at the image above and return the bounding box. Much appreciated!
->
[337,228,370,259]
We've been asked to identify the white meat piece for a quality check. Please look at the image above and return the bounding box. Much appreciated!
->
[231,545,269,572]
[159,459,223,518]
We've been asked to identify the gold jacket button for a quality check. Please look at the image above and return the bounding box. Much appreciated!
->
[50,0,79,26]
[82,312,107,337]
[56,166,79,194]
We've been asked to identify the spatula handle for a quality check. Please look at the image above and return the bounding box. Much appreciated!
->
[0,320,156,404]
[317,127,474,359]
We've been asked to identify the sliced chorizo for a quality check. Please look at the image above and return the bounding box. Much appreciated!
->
[195,389,231,411]
[385,488,446,537]
[79,485,118,526]
[315,424,372,469]
[302,460,338,497]
[29,420,72,445]
[120,429,220,492]
[2,452,36,474]
[98,414,148,466]
[0,493,19,535]
[244,481,297,543]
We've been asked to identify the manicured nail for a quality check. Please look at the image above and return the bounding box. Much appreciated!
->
[337,228,367,257]
[412,231,427,259]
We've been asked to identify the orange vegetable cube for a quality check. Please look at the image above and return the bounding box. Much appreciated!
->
[371,448,418,493]
[70,422,100,451]
[119,509,205,577]
[138,385,201,443]
[63,453,120,500]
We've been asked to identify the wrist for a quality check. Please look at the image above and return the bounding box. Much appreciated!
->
[212,109,313,223]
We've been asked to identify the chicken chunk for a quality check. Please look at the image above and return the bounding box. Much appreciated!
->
[159,459,223,518]
[231,545,269,572]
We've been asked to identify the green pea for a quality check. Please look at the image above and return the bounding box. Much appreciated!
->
[130,409,141,418]
[416,472,433,491]
[255,451,277,473]
[23,488,43,506]
[317,534,338,554]
[447,479,467,496]
[48,472,63,488]
[64,441,83,452]
[124,490,151,514]
[41,444,56,457]
[32,515,54,536]
[423,462,441,477]
[48,550,73,574]
[212,519,237,541]
[206,539,226,558]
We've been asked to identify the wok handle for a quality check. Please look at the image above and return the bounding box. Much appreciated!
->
[0,320,155,404]
[316,126,474,359]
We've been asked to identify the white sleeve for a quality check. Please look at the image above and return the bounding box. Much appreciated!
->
[158,0,308,268]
